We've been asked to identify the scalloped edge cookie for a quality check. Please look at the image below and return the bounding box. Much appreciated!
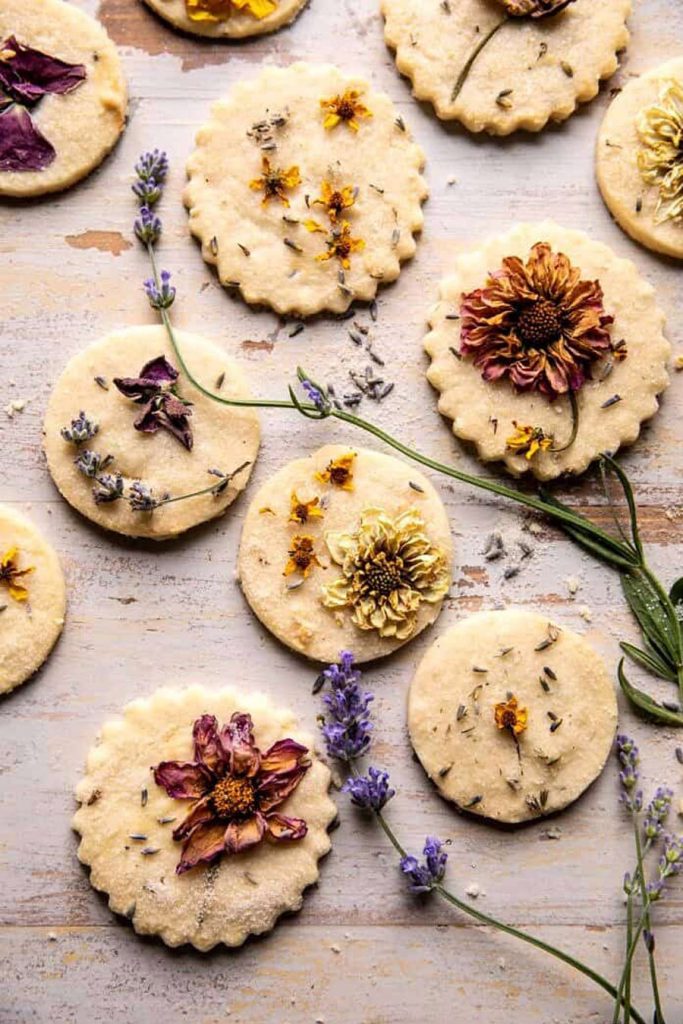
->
[141,0,308,38]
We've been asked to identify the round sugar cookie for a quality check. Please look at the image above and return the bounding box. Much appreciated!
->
[73,686,336,950]
[424,221,670,481]
[0,504,66,696]
[43,325,260,541]
[184,63,427,316]
[381,0,631,135]
[141,0,308,38]
[238,445,453,663]
[597,58,683,260]
[0,0,127,198]
[408,609,618,824]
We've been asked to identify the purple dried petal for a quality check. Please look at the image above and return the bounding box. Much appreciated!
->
[192,714,228,775]
[152,760,213,800]
[0,36,86,107]
[0,104,55,172]
[265,812,308,841]
[137,355,179,387]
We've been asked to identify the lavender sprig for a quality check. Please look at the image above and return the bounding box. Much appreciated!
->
[401,837,448,894]
[343,767,395,812]
[144,269,175,310]
[61,411,99,445]
[320,651,373,762]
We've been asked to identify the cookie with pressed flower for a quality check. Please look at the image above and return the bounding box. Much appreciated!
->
[409,609,618,824]
[73,686,336,950]
[43,325,260,541]
[424,221,670,481]
[381,0,631,135]
[0,504,66,696]
[597,58,683,261]
[142,0,308,38]
[238,445,453,664]
[0,0,127,198]
[184,63,427,317]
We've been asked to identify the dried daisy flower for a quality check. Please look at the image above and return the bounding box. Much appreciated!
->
[313,180,357,223]
[459,242,614,399]
[249,156,301,207]
[320,89,372,132]
[315,453,356,490]
[317,221,365,269]
[322,508,449,640]
[506,422,554,461]
[185,0,276,22]
[637,78,683,225]
[0,547,33,602]
[285,535,323,578]
[289,492,325,525]
[494,695,529,736]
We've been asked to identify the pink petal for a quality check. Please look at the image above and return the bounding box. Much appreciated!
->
[192,714,228,774]
[260,738,309,775]
[265,812,308,842]
[176,821,227,875]
[257,765,309,813]
[220,713,261,778]
[0,105,55,172]
[172,796,214,842]
[224,811,267,854]
[152,759,213,799]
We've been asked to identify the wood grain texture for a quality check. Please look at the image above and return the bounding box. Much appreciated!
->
[1,0,682,1021]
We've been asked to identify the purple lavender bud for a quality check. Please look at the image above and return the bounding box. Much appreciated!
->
[134,204,162,245]
[93,473,124,505]
[143,270,176,310]
[128,481,158,512]
[320,652,374,763]
[132,177,163,205]
[643,929,655,954]
[301,378,327,411]
[60,410,98,445]
[343,767,395,812]
[135,149,168,184]
[401,837,448,894]
[623,872,633,895]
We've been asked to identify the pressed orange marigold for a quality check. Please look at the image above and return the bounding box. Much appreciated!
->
[185,0,277,21]
[284,535,322,578]
[313,180,357,222]
[250,156,301,207]
[321,89,372,132]
[459,242,614,399]
[315,453,356,491]
[289,492,325,525]
[0,547,33,602]
[506,422,554,461]
[494,695,529,736]
[317,221,365,269]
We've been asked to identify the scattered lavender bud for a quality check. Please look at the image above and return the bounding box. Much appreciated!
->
[61,411,99,445]
[144,269,175,310]
[343,767,395,812]
[93,473,124,505]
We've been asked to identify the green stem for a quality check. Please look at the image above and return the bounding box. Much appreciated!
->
[451,18,508,103]
[551,391,580,453]
[154,462,251,509]
[634,825,666,1024]
[624,890,634,1024]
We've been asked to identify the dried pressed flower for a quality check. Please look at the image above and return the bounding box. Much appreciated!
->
[185,0,277,21]
[322,508,449,641]
[113,355,193,451]
[494,695,529,736]
[315,453,356,490]
[289,492,324,525]
[0,547,33,602]
[249,156,301,207]
[313,180,357,222]
[285,535,323,578]
[506,422,554,460]
[153,712,309,874]
[637,79,683,224]
[497,0,576,16]
[459,242,614,399]
[320,89,372,132]
[317,221,365,269]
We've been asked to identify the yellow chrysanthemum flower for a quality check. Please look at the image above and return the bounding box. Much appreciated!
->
[315,454,356,491]
[320,90,372,132]
[494,695,529,736]
[0,546,33,602]
[289,492,325,525]
[284,536,322,579]
[185,0,276,21]
[506,422,554,461]
[637,78,683,224]
[317,221,365,270]
[250,156,301,207]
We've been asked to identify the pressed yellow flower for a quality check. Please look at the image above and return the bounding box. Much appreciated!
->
[320,90,372,132]
[322,508,449,641]
[313,180,357,222]
[250,156,301,207]
[494,695,528,736]
[637,78,683,224]
[289,492,325,525]
[317,221,365,269]
[284,535,322,578]
[315,453,356,491]
[0,546,33,602]
[506,422,554,461]
[185,0,276,21]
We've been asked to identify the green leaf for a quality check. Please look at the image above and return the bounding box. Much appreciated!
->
[620,642,677,683]
[601,455,644,560]
[621,571,680,670]
[618,659,683,727]
[537,492,639,569]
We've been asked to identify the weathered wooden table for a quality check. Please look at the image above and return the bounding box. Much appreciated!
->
[2,1,682,1021]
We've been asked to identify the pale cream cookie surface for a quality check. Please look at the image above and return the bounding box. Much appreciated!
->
[381,0,631,134]
[238,445,453,664]
[0,0,127,198]
[43,325,260,540]
[408,609,618,824]
[0,504,66,696]
[142,0,308,38]
[73,686,336,950]
[597,58,683,261]
[424,221,670,481]
[184,63,427,316]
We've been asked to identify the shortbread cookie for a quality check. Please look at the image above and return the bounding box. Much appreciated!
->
[408,609,617,824]
[0,0,127,198]
[184,63,427,316]
[597,59,683,260]
[43,325,260,540]
[381,0,631,134]
[142,0,308,38]
[238,445,452,663]
[73,686,336,950]
[0,504,66,696]
[424,221,670,481]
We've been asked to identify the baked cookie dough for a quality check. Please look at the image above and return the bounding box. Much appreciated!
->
[381,0,631,134]
[73,686,336,950]
[424,221,670,481]
[0,504,65,696]
[238,445,453,663]
[43,325,260,541]
[0,0,127,198]
[184,63,427,316]
[597,58,683,260]
[408,609,618,824]
[141,0,308,38]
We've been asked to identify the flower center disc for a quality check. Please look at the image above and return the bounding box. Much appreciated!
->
[211,776,256,819]
[517,298,562,347]
[362,555,404,597]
